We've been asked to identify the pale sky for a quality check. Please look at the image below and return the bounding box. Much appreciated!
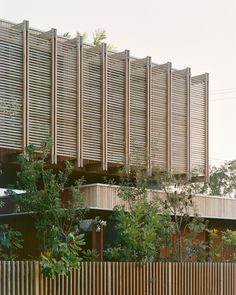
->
[2,0,236,166]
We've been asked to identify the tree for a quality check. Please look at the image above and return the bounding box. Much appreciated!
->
[105,169,174,262]
[201,160,236,197]
[156,171,208,262]
[0,225,22,260]
[8,141,86,277]
[208,228,236,262]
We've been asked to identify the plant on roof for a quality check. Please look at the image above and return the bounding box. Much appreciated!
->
[63,28,115,50]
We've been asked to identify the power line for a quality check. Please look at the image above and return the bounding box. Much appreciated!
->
[210,97,236,102]
[210,157,236,161]
[210,91,236,96]
[210,87,236,93]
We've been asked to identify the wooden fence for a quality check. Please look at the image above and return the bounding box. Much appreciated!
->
[0,261,236,295]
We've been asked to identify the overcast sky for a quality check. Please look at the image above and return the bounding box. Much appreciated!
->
[2,0,236,165]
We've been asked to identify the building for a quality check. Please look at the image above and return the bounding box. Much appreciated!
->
[0,19,235,258]
[0,19,208,180]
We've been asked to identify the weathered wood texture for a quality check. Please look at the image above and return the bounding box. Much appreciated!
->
[81,183,236,220]
[0,261,236,295]
[0,19,209,179]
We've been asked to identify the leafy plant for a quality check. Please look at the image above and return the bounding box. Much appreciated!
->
[8,141,87,277]
[41,233,85,277]
[63,29,115,50]
[208,228,236,262]
[156,171,208,262]
[82,249,99,262]
[106,168,174,262]
[200,160,236,197]
[0,224,23,260]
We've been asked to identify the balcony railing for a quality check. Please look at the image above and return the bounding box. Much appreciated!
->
[81,183,236,220]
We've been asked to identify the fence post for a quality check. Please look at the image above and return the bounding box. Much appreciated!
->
[220,263,223,295]
[169,262,172,295]
[34,262,39,295]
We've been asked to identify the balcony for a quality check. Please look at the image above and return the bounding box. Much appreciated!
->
[81,183,236,220]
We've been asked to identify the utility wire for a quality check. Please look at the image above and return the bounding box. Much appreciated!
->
[210,91,236,96]
[210,87,236,93]
[210,97,236,102]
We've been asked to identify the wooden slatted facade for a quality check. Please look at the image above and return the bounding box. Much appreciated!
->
[1,261,236,295]
[80,183,236,220]
[0,19,209,180]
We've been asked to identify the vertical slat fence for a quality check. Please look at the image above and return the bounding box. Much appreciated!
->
[0,261,236,295]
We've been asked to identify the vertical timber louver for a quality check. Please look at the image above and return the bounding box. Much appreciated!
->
[83,45,102,162]
[171,69,188,174]
[107,52,126,164]
[57,38,77,158]
[151,63,169,171]
[130,59,147,166]
[28,29,51,148]
[0,21,23,150]
[0,19,209,179]
[190,74,208,178]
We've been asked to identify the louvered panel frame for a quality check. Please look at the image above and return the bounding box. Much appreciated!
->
[0,19,209,180]
[130,62,147,165]
[83,46,102,161]
[172,71,188,174]
[107,55,125,164]
[57,40,77,158]
[191,77,206,175]
[151,65,168,171]
[28,32,51,147]
[0,23,23,150]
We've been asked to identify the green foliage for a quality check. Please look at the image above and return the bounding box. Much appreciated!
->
[156,172,208,262]
[208,229,223,261]
[106,169,174,262]
[92,29,107,46]
[208,228,236,262]
[41,233,85,277]
[82,249,99,261]
[8,141,87,277]
[105,168,209,262]
[0,225,23,260]
[62,32,71,38]
[201,160,236,197]
[104,246,124,262]
[93,216,107,232]
[76,31,88,40]
[223,229,236,246]
[63,29,115,50]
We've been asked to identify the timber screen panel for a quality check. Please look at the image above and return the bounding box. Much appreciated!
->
[130,60,147,166]
[107,53,126,164]
[191,75,207,176]
[28,31,51,148]
[151,64,169,171]
[0,19,209,179]
[171,69,188,174]
[0,21,23,150]
[83,45,102,161]
[57,39,77,158]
